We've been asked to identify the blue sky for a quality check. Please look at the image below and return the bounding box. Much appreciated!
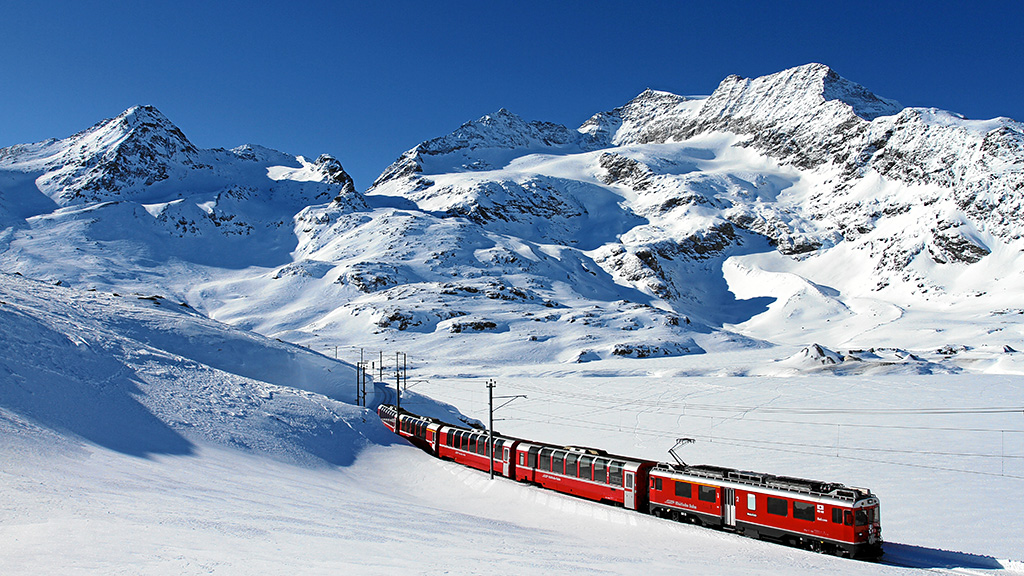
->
[2,1,1022,187]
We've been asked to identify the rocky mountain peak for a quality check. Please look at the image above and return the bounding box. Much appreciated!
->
[9,104,207,204]
[313,153,356,194]
[371,109,595,189]
[424,108,582,153]
[84,104,199,158]
[579,88,694,146]
[701,63,902,127]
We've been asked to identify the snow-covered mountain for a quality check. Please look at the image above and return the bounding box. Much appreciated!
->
[3,63,1024,365]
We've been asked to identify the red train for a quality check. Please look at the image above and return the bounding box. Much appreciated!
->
[378,404,882,559]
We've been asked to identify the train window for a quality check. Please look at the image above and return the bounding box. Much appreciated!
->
[477,437,487,456]
[794,501,815,521]
[654,477,662,491]
[608,462,624,486]
[832,508,843,524]
[565,453,579,477]
[767,497,788,517]
[468,436,477,453]
[539,448,553,471]
[747,494,756,511]
[675,481,692,498]
[593,459,607,483]
[551,452,564,474]
[494,439,504,454]
[844,510,854,526]
[855,508,876,526]
[528,447,539,468]
[579,456,593,480]
[625,474,633,489]
[698,485,716,503]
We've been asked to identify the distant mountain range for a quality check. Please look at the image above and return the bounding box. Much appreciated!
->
[4,63,1023,364]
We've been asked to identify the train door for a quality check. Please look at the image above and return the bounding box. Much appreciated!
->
[624,472,636,509]
[503,446,512,478]
[722,488,736,527]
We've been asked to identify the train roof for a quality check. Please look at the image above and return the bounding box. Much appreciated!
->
[652,462,874,502]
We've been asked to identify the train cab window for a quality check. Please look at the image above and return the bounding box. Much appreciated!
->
[698,485,716,503]
[565,453,579,477]
[747,494,756,511]
[593,459,607,483]
[674,480,692,498]
[832,508,843,524]
[608,462,624,486]
[551,452,564,474]
[653,477,663,491]
[579,456,593,480]
[767,497,788,517]
[844,510,854,526]
[855,508,877,526]
[793,501,815,521]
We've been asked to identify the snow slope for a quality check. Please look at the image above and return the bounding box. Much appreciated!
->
[3,272,1023,574]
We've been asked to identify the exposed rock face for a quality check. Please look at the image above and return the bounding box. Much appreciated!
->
[314,154,356,194]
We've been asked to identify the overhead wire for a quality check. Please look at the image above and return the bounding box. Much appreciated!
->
[409,379,1024,478]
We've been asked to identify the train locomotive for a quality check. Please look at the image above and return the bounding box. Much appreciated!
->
[378,404,882,560]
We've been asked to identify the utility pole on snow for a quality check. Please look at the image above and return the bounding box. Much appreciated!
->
[395,352,402,414]
[487,379,526,480]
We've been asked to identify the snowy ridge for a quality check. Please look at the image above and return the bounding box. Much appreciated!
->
[372,108,601,187]
[0,272,375,464]
[0,105,204,205]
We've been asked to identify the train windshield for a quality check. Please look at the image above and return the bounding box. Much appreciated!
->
[855,506,879,526]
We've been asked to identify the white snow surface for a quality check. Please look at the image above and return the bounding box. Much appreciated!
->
[3,63,1024,573]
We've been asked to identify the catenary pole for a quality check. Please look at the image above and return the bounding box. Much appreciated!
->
[488,379,495,480]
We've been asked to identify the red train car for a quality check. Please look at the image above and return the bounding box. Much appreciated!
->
[436,425,520,478]
[378,404,444,456]
[513,441,655,511]
[648,464,882,558]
